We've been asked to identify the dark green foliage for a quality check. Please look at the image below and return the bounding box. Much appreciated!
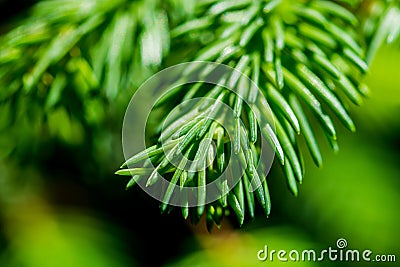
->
[117,0,394,228]
[0,0,399,229]
[0,0,183,155]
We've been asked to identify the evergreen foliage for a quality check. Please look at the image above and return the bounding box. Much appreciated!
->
[0,0,399,229]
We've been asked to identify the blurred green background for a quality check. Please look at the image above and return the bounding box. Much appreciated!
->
[0,2,399,267]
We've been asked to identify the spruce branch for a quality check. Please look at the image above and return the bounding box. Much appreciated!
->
[0,0,183,149]
[0,0,398,229]
[117,0,397,229]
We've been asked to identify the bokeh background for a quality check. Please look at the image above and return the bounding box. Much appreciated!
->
[0,1,399,267]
